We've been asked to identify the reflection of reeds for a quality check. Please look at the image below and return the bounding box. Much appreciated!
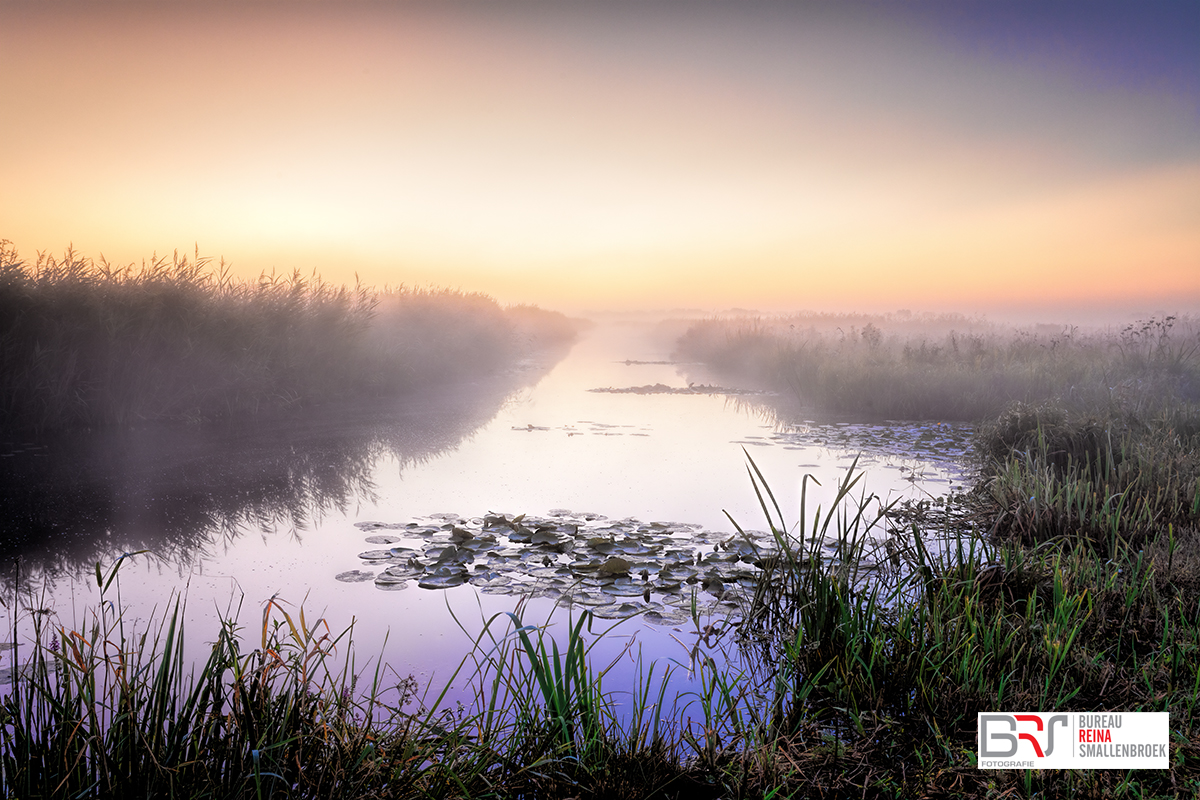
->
[0,349,573,583]
[0,241,576,432]
[676,313,1200,421]
[1,558,698,799]
[3,556,401,798]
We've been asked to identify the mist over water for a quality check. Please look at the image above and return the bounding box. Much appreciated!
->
[1,317,972,697]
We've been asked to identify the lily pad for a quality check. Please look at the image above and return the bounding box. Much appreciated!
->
[597,557,631,576]
[335,570,376,583]
[346,508,811,613]
[602,579,649,598]
[642,608,692,626]
[355,521,406,531]
[374,576,409,591]
[591,603,645,620]
[530,530,565,546]
[418,572,468,590]
[449,527,475,543]
[432,545,473,566]
[527,566,570,580]
[379,565,423,581]
[562,591,615,606]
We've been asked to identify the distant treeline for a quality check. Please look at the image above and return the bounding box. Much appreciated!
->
[675,311,1200,421]
[0,241,579,432]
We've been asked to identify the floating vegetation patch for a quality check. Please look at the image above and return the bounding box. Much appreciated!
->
[510,420,653,437]
[618,359,679,365]
[348,510,875,620]
[765,419,976,481]
[885,492,981,530]
[589,383,770,396]
[334,569,375,583]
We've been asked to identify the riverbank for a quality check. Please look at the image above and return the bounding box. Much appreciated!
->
[0,241,578,433]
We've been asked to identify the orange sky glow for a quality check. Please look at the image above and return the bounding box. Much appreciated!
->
[2,1,1197,318]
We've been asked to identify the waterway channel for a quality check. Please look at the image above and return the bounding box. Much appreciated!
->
[0,317,974,706]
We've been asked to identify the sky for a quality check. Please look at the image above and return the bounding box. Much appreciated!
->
[2,0,1197,317]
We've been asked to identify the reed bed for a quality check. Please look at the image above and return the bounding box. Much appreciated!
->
[977,402,1200,553]
[0,241,576,433]
[670,308,1200,796]
[674,312,1200,421]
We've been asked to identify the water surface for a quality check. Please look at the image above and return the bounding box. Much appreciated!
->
[1,319,972,698]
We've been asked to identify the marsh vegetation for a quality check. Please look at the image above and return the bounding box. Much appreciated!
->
[2,276,1198,796]
[675,311,1199,421]
[0,241,577,433]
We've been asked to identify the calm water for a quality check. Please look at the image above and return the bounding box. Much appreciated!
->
[1,318,973,699]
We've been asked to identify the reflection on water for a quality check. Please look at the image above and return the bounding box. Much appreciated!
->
[0,319,977,701]
[0,346,570,587]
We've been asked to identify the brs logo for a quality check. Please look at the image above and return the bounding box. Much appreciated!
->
[979,714,1068,758]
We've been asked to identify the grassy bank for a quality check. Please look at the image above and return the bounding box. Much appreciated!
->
[4,431,1198,798]
[664,310,1200,795]
[0,241,577,433]
[674,312,1199,421]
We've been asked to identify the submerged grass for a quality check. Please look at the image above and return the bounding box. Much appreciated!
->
[0,241,577,433]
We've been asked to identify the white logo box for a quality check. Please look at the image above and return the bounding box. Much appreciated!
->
[978,712,1169,769]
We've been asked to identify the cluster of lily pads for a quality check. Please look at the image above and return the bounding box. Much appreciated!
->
[734,420,975,482]
[509,421,652,437]
[588,383,767,395]
[338,511,787,624]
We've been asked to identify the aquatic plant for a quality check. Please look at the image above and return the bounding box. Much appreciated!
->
[0,554,711,799]
[678,454,1200,797]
